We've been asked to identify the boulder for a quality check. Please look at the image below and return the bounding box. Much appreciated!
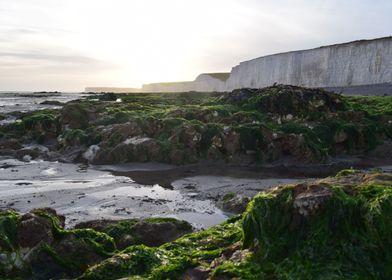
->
[17,213,54,248]
[75,217,193,250]
[61,102,97,129]
[227,85,345,116]
[218,193,250,214]
[93,137,163,164]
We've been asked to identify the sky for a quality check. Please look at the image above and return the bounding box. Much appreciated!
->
[0,0,391,91]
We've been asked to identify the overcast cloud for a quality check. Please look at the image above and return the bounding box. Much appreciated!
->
[0,0,391,91]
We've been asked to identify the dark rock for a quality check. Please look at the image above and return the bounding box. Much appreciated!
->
[17,213,54,248]
[61,102,96,129]
[75,217,193,250]
[0,139,22,150]
[40,100,64,106]
[93,136,163,164]
[218,193,250,214]
[98,93,117,101]
[227,84,345,115]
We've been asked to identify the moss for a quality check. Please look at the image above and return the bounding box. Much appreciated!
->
[21,110,59,130]
[80,245,161,280]
[222,192,235,202]
[336,168,361,177]
[200,123,223,152]
[241,173,392,279]
[344,95,392,117]
[236,125,264,153]
[78,216,243,279]
[144,217,193,232]
[0,210,20,252]
[211,254,264,279]
[62,128,101,146]
[0,208,118,279]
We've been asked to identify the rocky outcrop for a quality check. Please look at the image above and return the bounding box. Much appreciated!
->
[75,217,193,250]
[226,84,345,115]
[0,209,192,279]
[1,85,391,166]
[0,208,115,279]
[76,171,392,279]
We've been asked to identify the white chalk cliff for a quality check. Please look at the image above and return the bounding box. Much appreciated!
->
[141,37,392,92]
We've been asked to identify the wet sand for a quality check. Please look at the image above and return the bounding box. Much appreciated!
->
[0,158,308,229]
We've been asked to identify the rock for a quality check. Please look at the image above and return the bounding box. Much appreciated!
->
[169,149,185,165]
[183,266,211,279]
[40,100,64,106]
[168,125,202,149]
[223,129,240,155]
[94,136,162,164]
[83,145,100,162]
[15,148,45,161]
[61,102,96,129]
[98,93,117,101]
[75,217,193,250]
[227,85,345,115]
[16,208,66,249]
[334,130,348,143]
[365,141,392,160]
[98,121,144,145]
[0,139,22,150]
[218,193,250,214]
[17,213,54,248]
[58,146,87,163]
[292,183,333,217]
[263,132,317,162]
[0,208,115,279]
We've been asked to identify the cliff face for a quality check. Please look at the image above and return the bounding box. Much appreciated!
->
[142,73,228,92]
[141,37,392,93]
[225,37,392,90]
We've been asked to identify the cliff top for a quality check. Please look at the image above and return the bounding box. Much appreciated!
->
[198,72,231,81]
[240,36,392,65]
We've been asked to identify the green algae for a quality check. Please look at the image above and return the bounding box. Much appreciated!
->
[0,209,116,279]
[240,174,392,279]
[2,173,392,279]
[0,210,20,258]
[80,172,392,279]
[3,87,390,165]
[78,217,192,250]
[79,216,243,280]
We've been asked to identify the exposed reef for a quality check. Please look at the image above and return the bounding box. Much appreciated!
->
[73,171,392,279]
[0,85,391,168]
[0,209,192,279]
[2,171,390,279]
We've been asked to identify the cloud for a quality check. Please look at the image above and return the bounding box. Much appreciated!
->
[0,51,108,65]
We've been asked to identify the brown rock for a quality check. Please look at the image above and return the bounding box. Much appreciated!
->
[17,213,53,248]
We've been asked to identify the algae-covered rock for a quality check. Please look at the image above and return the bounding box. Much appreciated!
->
[4,172,388,279]
[93,136,163,164]
[76,172,392,280]
[75,217,193,250]
[8,85,390,166]
[0,208,116,279]
[79,216,243,280]
[227,84,345,116]
[217,193,250,214]
[61,101,98,129]
[238,171,392,279]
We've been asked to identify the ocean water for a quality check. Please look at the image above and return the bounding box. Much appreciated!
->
[0,91,87,114]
